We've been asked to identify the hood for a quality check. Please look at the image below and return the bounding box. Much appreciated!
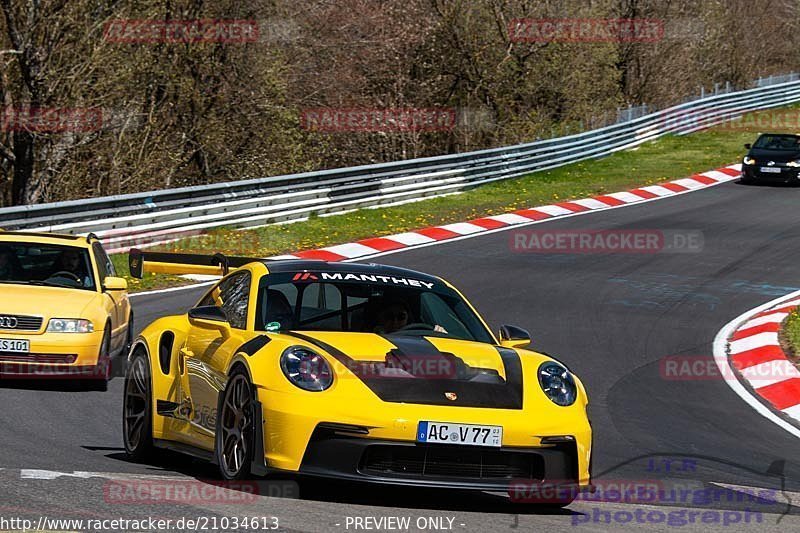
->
[748,148,800,163]
[0,283,100,321]
[284,331,524,409]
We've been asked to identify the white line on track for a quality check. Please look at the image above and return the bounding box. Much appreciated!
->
[20,469,190,481]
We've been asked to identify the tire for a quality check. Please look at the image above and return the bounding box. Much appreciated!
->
[116,314,135,379]
[216,367,256,480]
[83,330,111,391]
[123,348,155,460]
[124,313,134,355]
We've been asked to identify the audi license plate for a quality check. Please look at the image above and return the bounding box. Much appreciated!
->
[0,338,29,353]
[760,167,782,173]
[417,421,502,447]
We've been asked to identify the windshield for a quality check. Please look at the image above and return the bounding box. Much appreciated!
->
[752,134,800,150]
[255,271,494,343]
[0,241,96,290]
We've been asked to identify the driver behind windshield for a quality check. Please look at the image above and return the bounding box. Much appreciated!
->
[371,297,448,335]
[53,248,91,287]
[373,299,410,334]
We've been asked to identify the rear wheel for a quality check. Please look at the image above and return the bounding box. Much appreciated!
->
[123,349,155,460]
[216,367,256,480]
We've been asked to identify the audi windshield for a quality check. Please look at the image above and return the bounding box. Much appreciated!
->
[0,241,96,290]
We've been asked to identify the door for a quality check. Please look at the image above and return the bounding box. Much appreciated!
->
[179,271,251,448]
[92,242,129,353]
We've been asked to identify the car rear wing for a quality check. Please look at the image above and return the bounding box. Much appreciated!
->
[128,248,263,278]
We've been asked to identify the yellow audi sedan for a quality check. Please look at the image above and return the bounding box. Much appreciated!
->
[0,231,132,390]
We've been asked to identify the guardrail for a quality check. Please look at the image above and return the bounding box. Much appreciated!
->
[3,78,799,253]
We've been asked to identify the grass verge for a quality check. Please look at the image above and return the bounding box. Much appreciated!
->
[781,308,800,364]
[113,104,799,292]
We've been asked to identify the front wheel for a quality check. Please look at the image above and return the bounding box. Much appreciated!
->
[124,313,134,355]
[83,330,111,391]
[216,368,256,480]
[123,349,155,460]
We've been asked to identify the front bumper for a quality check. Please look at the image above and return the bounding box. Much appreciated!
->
[255,387,592,490]
[291,426,580,492]
[0,330,105,378]
[742,164,800,182]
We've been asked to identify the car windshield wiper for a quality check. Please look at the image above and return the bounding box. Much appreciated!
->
[27,280,75,288]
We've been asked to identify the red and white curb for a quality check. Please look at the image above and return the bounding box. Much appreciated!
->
[265,165,742,263]
[143,164,742,291]
[714,290,800,440]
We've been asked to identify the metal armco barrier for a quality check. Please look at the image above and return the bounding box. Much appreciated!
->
[3,78,800,253]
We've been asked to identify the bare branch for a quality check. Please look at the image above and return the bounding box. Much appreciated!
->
[0,141,15,163]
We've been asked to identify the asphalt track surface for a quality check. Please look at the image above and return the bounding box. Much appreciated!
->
[3,179,800,532]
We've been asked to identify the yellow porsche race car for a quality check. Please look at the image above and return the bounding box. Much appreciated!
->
[123,250,591,501]
[0,231,132,390]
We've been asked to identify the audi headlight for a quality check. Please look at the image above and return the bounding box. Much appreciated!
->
[280,346,333,391]
[742,156,756,165]
[46,318,94,333]
[787,160,800,167]
[538,362,577,406]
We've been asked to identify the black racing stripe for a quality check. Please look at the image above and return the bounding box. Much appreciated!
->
[236,335,271,357]
[285,332,524,409]
[360,335,523,409]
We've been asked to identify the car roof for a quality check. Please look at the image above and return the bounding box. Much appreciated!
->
[262,259,442,285]
[0,231,94,248]
[757,132,800,138]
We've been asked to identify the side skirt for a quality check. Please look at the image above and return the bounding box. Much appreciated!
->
[153,438,214,463]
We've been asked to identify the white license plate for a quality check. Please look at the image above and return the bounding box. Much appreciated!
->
[760,167,782,173]
[417,421,502,447]
[0,338,29,353]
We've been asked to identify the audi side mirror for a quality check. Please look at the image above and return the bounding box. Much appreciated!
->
[103,276,128,291]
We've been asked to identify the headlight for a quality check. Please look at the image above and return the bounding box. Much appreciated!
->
[787,160,800,167]
[280,346,333,391]
[46,318,94,333]
[538,362,577,406]
[742,156,756,165]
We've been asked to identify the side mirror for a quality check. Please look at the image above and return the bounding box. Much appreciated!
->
[498,324,531,349]
[744,143,751,149]
[188,306,230,334]
[103,276,128,291]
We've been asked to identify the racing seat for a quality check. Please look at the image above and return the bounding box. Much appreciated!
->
[264,289,296,330]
